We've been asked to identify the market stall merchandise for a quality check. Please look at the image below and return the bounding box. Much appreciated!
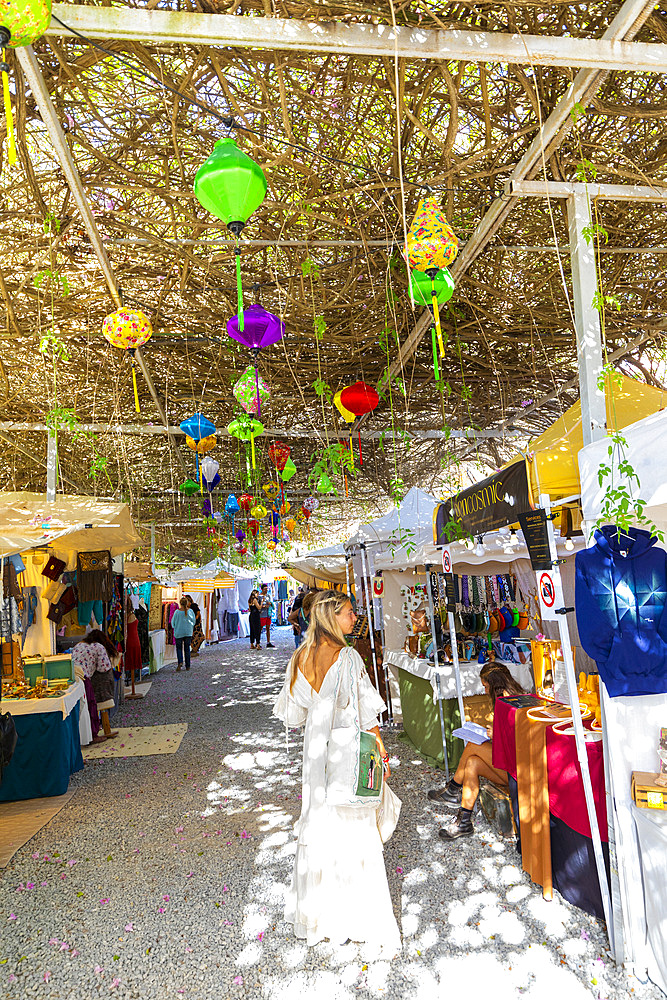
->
[0,681,84,802]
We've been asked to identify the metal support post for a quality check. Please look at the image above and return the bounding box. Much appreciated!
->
[46,430,57,502]
[424,566,450,781]
[566,189,607,446]
[359,544,381,696]
[446,605,466,725]
[541,494,612,930]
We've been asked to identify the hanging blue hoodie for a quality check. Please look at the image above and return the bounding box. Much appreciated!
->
[575,526,667,697]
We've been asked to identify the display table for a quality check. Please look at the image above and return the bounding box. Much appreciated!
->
[396,667,463,770]
[239,611,249,638]
[493,696,609,918]
[149,629,166,673]
[385,649,532,702]
[0,681,84,802]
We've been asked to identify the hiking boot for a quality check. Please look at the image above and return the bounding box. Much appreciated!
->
[428,780,462,805]
[438,808,474,841]
[266,643,276,648]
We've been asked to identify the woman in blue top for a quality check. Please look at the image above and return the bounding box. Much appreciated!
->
[172,597,196,671]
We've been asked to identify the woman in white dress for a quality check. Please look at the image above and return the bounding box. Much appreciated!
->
[273,590,401,955]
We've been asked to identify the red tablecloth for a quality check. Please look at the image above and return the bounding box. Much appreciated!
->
[492,696,608,841]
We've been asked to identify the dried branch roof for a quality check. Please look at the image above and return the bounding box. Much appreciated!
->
[1,1,667,559]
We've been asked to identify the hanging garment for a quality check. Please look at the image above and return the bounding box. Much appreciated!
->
[77,550,113,602]
[273,646,400,953]
[21,587,38,645]
[125,618,142,675]
[576,525,667,697]
[78,600,104,629]
[277,579,288,600]
[135,604,150,665]
[0,598,20,641]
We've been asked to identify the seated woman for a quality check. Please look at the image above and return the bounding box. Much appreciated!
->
[428,663,525,841]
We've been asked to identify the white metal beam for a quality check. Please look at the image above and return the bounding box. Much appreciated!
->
[508,180,667,201]
[47,4,667,73]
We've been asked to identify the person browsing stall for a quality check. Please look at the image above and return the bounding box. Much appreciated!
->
[428,663,525,841]
[171,597,195,671]
[259,583,275,648]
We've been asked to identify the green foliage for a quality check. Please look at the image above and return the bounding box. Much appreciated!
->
[314,314,327,340]
[309,442,353,488]
[387,525,416,558]
[34,268,70,296]
[569,102,586,122]
[592,291,621,313]
[312,378,333,402]
[39,330,70,361]
[596,363,623,393]
[45,405,114,491]
[460,385,472,401]
[389,476,406,505]
[596,431,663,541]
[575,159,598,182]
[301,257,321,281]
[582,222,608,246]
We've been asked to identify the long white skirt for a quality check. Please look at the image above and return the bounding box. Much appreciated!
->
[285,803,401,953]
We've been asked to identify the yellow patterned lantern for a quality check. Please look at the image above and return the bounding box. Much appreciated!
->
[250,504,267,520]
[102,307,153,412]
[405,197,459,271]
[263,482,280,501]
[266,540,276,551]
[285,517,296,533]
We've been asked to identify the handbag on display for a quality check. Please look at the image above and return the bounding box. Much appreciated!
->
[47,586,77,625]
[410,607,429,634]
[0,641,23,682]
[77,550,113,602]
[41,556,66,582]
[2,561,20,599]
[376,782,402,843]
[403,635,419,656]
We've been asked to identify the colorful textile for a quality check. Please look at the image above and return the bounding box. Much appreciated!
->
[492,696,608,841]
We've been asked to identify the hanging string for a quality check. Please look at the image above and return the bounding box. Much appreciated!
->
[235,244,244,332]
[357,430,363,466]
[430,274,445,357]
[130,351,141,412]
[1,48,17,168]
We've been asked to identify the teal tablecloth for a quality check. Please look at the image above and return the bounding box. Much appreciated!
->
[0,704,83,802]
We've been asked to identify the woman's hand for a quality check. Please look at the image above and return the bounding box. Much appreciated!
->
[486,724,493,739]
[371,727,390,780]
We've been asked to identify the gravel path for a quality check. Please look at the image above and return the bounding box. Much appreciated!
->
[1,628,662,999]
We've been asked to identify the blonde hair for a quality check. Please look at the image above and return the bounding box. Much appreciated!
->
[289,590,351,692]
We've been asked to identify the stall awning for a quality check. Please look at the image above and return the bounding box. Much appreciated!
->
[525,374,666,503]
[285,544,348,587]
[0,492,143,558]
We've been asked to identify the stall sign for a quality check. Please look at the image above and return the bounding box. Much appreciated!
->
[518,509,552,571]
[441,546,452,574]
[536,567,565,622]
[372,575,384,598]
[433,460,533,542]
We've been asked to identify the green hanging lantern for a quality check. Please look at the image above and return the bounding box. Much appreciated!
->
[409,267,455,307]
[179,479,199,496]
[1,0,52,170]
[281,457,297,482]
[194,139,267,334]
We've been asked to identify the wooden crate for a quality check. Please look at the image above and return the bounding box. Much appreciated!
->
[632,771,667,810]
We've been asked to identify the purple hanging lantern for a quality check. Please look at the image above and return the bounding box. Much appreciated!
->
[226,305,285,417]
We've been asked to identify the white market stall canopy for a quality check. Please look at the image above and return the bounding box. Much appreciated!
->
[171,557,251,587]
[285,544,348,587]
[345,487,438,551]
[0,492,143,558]
[579,408,667,533]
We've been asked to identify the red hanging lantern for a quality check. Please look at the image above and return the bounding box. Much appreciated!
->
[247,518,260,536]
[300,506,311,520]
[338,381,379,467]
[268,441,291,471]
[239,493,253,512]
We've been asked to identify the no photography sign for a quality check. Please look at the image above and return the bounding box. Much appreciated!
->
[536,568,564,622]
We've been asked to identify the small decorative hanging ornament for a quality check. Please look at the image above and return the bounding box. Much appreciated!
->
[247,518,260,536]
[339,381,379,466]
[0,0,52,170]
[180,413,217,493]
[201,457,220,492]
[224,494,240,516]
[227,415,263,478]
[178,479,199,497]
[234,540,248,554]
[233,365,269,415]
[250,504,267,520]
[194,138,267,333]
[268,440,291,472]
[280,501,291,516]
[281,457,297,483]
[333,389,357,469]
[303,496,320,513]
[266,540,277,552]
[262,482,281,501]
[238,493,253,513]
[227,305,284,418]
[102,307,153,412]
[284,517,296,533]
[235,528,246,542]
[300,506,311,521]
